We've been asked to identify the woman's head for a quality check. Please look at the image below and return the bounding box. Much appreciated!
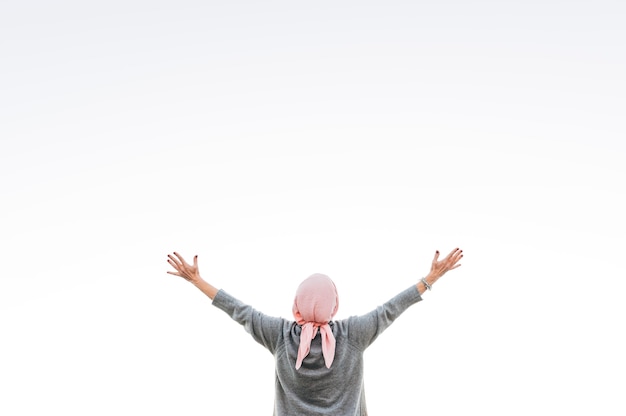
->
[292,273,339,325]
[292,273,339,369]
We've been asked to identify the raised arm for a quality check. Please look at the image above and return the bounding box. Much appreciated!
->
[416,247,463,294]
[347,247,464,349]
[167,252,218,300]
[166,252,284,352]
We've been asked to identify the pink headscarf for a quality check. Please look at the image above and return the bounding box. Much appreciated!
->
[292,273,339,370]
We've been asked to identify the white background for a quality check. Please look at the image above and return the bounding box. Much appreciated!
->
[1,1,624,414]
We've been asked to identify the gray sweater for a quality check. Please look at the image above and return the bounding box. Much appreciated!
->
[212,285,422,416]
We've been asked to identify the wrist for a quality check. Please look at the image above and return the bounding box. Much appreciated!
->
[416,274,438,294]
[424,273,438,287]
[417,276,433,295]
[190,275,204,286]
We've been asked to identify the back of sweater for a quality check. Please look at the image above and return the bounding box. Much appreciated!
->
[212,286,422,415]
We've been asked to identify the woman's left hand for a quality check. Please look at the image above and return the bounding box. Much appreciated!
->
[167,252,202,284]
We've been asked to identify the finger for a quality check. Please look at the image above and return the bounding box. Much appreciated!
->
[167,255,182,268]
[193,255,198,268]
[167,258,183,272]
[447,250,463,264]
[432,250,440,263]
[449,252,463,268]
[167,270,191,281]
[173,252,189,266]
[443,248,461,264]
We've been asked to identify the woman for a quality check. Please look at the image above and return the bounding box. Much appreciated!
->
[166,248,463,415]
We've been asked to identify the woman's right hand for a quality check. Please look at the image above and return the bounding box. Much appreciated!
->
[417,248,463,293]
[426,247,463,284]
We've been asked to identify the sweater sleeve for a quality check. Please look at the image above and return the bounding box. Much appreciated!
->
[211,289,285,354]
[346,285,422,350]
